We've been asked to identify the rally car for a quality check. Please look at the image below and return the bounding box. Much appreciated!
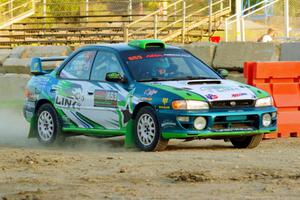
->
[23,39,277,151]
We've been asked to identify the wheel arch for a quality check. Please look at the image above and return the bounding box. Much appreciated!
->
[35,99,54,114]
[28,99,55,138]
[131,102,156,120]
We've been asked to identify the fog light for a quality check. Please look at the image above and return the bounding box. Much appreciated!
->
[177,116,190,122]
[262,114,272,127]
[193,117,207,130]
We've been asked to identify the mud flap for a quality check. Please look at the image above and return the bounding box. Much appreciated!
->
[124,120,135,148]
[28,116,37,138]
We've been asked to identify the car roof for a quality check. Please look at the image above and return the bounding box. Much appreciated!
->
[78,42,182,52]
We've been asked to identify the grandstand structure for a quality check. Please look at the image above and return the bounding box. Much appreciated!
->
[0,0,233,47]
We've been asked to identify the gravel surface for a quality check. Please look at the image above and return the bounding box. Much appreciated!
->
[0,108,299,200]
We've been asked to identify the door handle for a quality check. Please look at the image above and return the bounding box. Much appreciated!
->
[87,90,94,95]
[50,88,56,92]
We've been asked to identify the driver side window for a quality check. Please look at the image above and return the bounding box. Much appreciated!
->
[91,51,124,81]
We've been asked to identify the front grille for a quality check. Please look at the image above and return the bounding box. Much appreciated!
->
[211,115,259,131]
[210,100,255,109]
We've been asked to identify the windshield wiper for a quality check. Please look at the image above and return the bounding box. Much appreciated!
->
[186,76,218,80]
[138,77,168,82]
[166,76,217,81]
[138,76,218,82]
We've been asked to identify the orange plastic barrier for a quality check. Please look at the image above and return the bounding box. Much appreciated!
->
[244,61,300,139]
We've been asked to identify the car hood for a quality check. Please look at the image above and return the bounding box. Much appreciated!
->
[146,79,262,102]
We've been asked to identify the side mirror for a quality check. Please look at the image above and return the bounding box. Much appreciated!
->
[105,72,126,83]
[217,69,229,78]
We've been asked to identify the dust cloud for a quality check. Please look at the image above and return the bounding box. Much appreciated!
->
[0,106,127,152]
[0,107,31,147]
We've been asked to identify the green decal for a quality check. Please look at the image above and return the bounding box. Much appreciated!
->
[162,130,274,139]
[147,83,206,101]
[76,112,105,129]
[239,83,270,99]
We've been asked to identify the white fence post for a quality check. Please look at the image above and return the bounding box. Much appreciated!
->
[284,0,289,38]
[43,0,46,17]
[235,0,242,41]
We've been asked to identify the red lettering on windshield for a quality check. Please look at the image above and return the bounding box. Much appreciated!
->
[128,55,143,61]
[145,54,163,58]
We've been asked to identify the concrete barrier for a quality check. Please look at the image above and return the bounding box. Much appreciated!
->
[0,49,11,73]
[227,71,245,83]
[3,46,72,74]
[213,42,280,71]
[280,42,300,61]
[0,74,30,102]
[0,42,295,75]
[176,43,217,66]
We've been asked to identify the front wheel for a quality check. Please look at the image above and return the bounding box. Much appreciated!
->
[230,134,263,149]
[134,106,168,151]
[36,103,65,145]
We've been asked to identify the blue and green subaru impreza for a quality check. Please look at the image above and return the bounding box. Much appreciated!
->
[23,39,277,151]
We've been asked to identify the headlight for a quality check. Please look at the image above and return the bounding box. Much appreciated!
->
[255,97,273,107]
[172,100,209,110]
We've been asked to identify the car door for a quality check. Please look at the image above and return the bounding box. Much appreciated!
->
[86,49,132,131]
[55,50,97,129]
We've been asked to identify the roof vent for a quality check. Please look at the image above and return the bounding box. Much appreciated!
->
[129,39,166,49]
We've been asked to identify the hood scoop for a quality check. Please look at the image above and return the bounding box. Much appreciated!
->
[187,80,221,85]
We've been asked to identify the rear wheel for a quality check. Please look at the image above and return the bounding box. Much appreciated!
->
[230,134,263,149]
[36,103,65,145]
[134,106,168,151]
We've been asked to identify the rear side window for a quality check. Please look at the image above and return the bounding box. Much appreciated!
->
[60,50,96,80]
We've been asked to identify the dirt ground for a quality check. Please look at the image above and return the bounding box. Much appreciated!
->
[0,108,300,200]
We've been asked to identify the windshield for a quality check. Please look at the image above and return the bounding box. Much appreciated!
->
[121,49,220,82]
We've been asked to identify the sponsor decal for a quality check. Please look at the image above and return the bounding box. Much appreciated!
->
[55,85,84,109]
[55,96,83,109]
[205,94,218,100]
[162,98,168,105]
[145,54,163,58]
[128,53,190,61]
[161,120,177,128]
[163,53,191,57]
[144,88,158,96]
[214,127,254,132]
[141,97,152,101]
[128,55,143,61]
[199,86,241,92]
[159,98,170,109]
[158,106,170,109]
[94,90,118,107]
[232,93,248,97]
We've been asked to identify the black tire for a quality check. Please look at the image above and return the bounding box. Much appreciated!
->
[36,103,65,145]
[134,106,168,151]
[230,134,263,149]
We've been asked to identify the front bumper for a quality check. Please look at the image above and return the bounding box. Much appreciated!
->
[157,106,277,139]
